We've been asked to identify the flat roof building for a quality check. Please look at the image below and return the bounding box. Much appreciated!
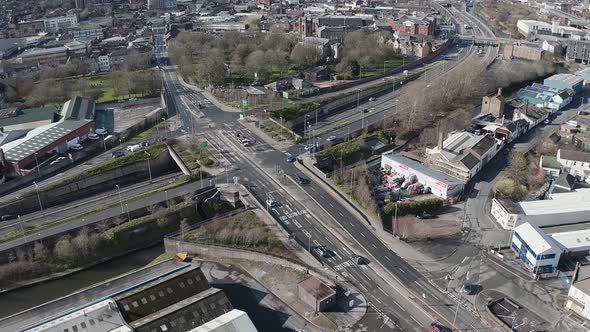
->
[296,275,336,312]
[517,189,590,227]
[511,222,561,275]
[188,309,258,332]
[544,73,584,93]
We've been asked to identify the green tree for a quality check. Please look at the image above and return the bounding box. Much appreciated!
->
[196,48,227,85]
[290,43,322,70]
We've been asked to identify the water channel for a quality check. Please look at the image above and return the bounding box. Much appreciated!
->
[0,245,165,319]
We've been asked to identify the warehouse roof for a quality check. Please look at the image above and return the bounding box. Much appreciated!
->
[20,46,67,58]
[382,153,463,185]
[545,73,584,85]
[60,96,95,121]
[549,228,590,252]
[0,106,57,127]
[520,189,590,216]
[559,149,590,163]
[189,309,257,332]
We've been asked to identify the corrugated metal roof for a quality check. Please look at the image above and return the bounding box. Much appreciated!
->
[514,222,556,254]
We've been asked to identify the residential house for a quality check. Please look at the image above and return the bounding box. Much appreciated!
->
[511,100,550,129]
[414,41,431,58]
[481,89,505,117]
[553,173,576,192]
[425,131,499,183]
[557,149,590,181]
[386,14,436,36]
[573,133,590,152]
[540,155,561,177]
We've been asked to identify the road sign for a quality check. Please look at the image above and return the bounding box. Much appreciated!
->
[282,91,289,99]
[242,100,248,107]
[201,140,208,147]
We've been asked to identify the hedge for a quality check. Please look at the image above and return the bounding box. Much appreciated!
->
[384,198,444,217]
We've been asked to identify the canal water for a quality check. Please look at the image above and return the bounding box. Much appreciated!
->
[0,245,165,319]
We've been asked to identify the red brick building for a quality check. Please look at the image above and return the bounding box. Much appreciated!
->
[296,275,336,312]
[387,15,436,36]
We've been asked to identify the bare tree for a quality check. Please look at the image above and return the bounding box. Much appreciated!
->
[33,242,51,262]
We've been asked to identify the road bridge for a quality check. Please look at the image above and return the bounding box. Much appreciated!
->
[456,35,542,47]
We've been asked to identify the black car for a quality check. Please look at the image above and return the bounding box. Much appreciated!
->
[1,214,17,222]
[111,150,125,158]
[462,283,479,295]
[294,174,310,184]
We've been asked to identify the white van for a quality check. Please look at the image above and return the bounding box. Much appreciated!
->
[127,144,142,152]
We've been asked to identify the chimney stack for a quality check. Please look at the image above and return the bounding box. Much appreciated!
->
[438,131,444,150]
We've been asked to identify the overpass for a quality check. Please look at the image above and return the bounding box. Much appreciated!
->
[456,35,542,47]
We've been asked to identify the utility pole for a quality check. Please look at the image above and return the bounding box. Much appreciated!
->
[115,184,124,213]
[33,181,44,216]
[145,151,152,183]
[34,153,41,177]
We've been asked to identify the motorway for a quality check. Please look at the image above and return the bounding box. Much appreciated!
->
[161,62,490,331]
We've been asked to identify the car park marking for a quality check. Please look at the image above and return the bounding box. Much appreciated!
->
[302,229,311,238]
[293,220,302,228]
[334,260,353,271]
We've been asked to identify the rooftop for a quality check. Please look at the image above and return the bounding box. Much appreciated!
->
[520,189,590,216]
[541,155,560,169]
[20,46,67,58]
[559,149,590,163]
[545,73,584,85]
[0,106,57,127]
[297,275,335,301]
[382,153,464,185]
[188,309,258,332]
[549,228,590,252]
[514,222,557,254]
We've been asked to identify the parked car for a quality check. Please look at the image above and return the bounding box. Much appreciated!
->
[543,119,550,125]
[417,212,436,219]
[88,133,100,140]
[1,214,17,222]
[351,254,368,265]
[139,141,150,147]
[362,109,370,113]
[95,127,108,135]
[70,144,83,151]
[129,97,137,101]
[286,154,296,163]
[127,144,142,152]
[266,199,278,208]
[369,97,377,101]
[112,150,125,158]
[50,156,67,166]
[429,323,452,332]
[326,135,336,141]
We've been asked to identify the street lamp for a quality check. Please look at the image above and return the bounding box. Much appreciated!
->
[34,152,41,177]
[125,203,131,221]
[165,190,169,207]
[162,117,168,138]
[144,151,152,183]
[33,181,44,216]
[115,184,124,213]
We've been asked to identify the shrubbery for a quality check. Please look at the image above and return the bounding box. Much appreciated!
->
[384,198,444,217]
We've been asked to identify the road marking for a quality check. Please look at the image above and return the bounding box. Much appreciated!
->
[313,240,320,246]
[385,256,392,262]
[360,233,366,238]
[410,316,420,325]
[293,220,302,228]
[372,244,378,249]
[325,237,335,246]
[399,267,406,273]
[302,229,311,238]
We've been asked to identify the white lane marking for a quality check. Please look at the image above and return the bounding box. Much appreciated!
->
[285,205,293,212]
[385,256,392,262]
[360,233,366,238]
[393,301,406,312]
[302,229,311,238]
[372,244,378,249]
[313,240,321,246]
[293,220,302,228]
[377,286,388,297]
[325,237,335,246]
[399,267,406,273]
[411,316,420,325]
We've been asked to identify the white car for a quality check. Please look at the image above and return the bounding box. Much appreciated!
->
[88,133,100,140]
[369,97,377,101]
[95,128,108,135]
[127,144,142,152]
[544,119,551,125]
[326,135,336,141]
[70,144,83,151]
[266,199,278,208]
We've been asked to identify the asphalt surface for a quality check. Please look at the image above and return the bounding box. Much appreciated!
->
[0,260,188,331]
[161,65,490,331]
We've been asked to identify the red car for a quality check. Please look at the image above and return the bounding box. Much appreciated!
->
[429,323,452,332]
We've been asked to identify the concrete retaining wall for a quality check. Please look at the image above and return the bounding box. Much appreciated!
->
[0,149,178,216]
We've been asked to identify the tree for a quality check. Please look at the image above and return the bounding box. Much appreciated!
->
[290,43,321,70]
[505,152,528,183]
[494,177,527,201]
[54,236,78,263]
[196,48,227,85]
[33,242,51,262]
[246,50,270,81]
[245,16,261,31]
[265,50,289,77]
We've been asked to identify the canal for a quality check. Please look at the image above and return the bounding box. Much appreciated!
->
[0,245,165,319]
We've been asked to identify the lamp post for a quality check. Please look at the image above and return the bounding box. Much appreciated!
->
[144,151,152,183]
[162,117,168,138]
[33,181,44,216]
[115,184,124,213]
[165,190,169,207]
[34,152,41,177]
[125,203,131,221]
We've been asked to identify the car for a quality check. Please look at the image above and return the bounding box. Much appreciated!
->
[286,154,296,163]
[429,323,452,332]
[88,133,100,140]
[417,212,436,219]
[544,119,551,124]
[70,144,83,151]
[313,246,331,258]
[362,109,370,113]
[462,283,478,295]
[1,214,17,222]
[127,144,143,152]
[351,254,368,265]
[326,135,336,141]
[242,141,252,147]
[369,97,377,101]
[129,97,137,101]
[266,199,278,208]
[304,144,314,151]
[111,150,125,158]
[294,174,309,184]
[95,127,108,135]
[139,141,150,147]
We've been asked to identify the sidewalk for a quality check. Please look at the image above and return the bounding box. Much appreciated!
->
[175,73,242,113]
[241,119,295,152]
[296,153,439,263]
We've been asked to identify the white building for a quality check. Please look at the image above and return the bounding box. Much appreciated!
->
[425,131,499,183]
[518,189,590,227]
[557,149,590,181]
[44,14,78,33]
[189,309,258,332]
[24,299,131,332]
[566,267,590,319]
[511,222,561,274]
[490,198,523,230]
[98,55,111,72]
[381,153,464,200]
[517,19,589,40]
